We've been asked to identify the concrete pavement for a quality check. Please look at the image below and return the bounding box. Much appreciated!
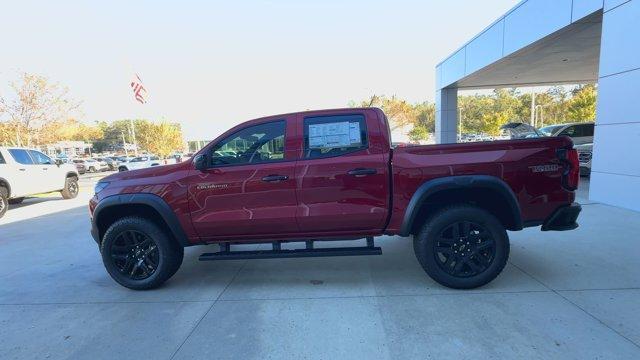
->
[1,178,639,359]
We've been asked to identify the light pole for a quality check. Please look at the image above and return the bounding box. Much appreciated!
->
[458,107,464,142]
[535,104,552,128]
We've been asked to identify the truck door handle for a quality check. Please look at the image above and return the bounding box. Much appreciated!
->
[42,168,48,170]
[347,168,377,176]
[262,175,289,182]
[19,168,26,171]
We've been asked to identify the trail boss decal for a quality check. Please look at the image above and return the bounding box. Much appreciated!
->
[529,164,559,173]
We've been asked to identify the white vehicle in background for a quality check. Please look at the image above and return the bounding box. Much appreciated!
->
[117,155,163,172]
[73,158,108,173]
[539,122,595,145]
[0,147,79,219]
[575,143,593,177]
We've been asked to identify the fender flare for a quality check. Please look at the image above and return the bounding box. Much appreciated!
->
[93,193,190,247]
[399,175,523,236]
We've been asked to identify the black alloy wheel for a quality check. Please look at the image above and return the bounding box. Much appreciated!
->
[413,205,509,289]
[433,221,495,278]
[110,230,160,280]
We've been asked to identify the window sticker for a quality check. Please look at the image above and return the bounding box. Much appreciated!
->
[309,121,361,149]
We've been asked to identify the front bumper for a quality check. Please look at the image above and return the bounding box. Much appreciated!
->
[542,203,582,231]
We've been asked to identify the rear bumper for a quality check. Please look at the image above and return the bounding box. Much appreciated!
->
[542,203,582,231]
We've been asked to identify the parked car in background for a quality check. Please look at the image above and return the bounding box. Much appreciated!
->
[500,123,544,139]
[58,158,86,174]
[0,147,79,219]
[539,122,594,145]
[102,157,119,171]
[74,159,107,173]
[91,158,112,172]
[117,155,162,171]
[575,143,592,177]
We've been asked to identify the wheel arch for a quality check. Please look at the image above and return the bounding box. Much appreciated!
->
[93,194,190,247]
[65,171,79,178]
[399,175,523,236]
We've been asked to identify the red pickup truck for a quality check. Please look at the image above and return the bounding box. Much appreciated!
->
[90,107,581,290]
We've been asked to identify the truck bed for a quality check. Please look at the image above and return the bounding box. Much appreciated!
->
[386,136,575,233]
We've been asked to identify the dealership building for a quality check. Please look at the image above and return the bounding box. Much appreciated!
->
[436,0,639,211]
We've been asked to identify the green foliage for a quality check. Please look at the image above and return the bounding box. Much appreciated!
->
[351,85,597,142]
[567,85,596,121]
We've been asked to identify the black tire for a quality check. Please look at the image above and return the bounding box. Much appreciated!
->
[100,217,184,290]
[61,177,79,199]
[118,167,127,172]
[413,204,509,289]
[0,187,7,219]
[8,197,24,205]
[89,166,97,173]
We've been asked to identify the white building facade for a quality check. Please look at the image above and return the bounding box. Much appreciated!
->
[436,0,639,211]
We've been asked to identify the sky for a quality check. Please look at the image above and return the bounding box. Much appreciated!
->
[0,0,519,140]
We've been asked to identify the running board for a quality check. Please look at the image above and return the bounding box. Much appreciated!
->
[199,237,381,261]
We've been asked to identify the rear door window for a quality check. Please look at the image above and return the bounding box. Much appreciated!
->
[0,151,5,164]
[28,150,53,165]
[8,149,35,165]
[303,114,368,159]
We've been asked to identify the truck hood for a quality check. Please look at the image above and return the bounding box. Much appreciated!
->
[102,162,185,182]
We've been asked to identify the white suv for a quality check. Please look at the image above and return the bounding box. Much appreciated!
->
[0,147,80,219]
[117,155,162,171]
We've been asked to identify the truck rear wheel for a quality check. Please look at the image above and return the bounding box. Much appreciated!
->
[100,216,184,290]
[0,187,7,219]
[413,205,509,289]
[61,177,79,199]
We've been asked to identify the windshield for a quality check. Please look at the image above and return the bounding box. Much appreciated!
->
[539,125,563,136]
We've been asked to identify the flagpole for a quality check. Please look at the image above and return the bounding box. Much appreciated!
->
[130,119,138,156]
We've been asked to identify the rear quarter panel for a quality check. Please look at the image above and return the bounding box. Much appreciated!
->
[386,137,575,233]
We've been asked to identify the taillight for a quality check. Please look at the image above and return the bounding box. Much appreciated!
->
[557,148,579,191]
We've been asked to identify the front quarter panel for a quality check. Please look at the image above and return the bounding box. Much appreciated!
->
[91,162,200,244]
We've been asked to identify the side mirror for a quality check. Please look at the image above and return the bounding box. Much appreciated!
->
[55,159,63,166]
[193,154,208,171]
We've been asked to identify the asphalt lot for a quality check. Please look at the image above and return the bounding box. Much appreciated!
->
[1,176,640,359]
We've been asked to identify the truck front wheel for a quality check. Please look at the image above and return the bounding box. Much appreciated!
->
[100,216,184,290]
[413,205,509,289]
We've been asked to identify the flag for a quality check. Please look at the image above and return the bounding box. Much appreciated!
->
[130,74,148,104]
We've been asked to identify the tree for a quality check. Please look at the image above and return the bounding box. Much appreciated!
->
[135,121,184,158]
[567,85,597,121]
[0,72,81,146]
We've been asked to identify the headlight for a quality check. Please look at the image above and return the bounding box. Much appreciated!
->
[94,181,110,195]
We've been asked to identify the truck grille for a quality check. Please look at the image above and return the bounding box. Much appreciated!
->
[578,151,592,163]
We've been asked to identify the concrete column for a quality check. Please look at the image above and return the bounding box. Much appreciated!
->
[589,0,640,211]
[435,88,459,144]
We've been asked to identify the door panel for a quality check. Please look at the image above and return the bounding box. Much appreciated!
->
[28,150,61,193]
[188,162,298,238]
[295,152,389,232]
[187,117,300,240]
[294,112,390,233]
